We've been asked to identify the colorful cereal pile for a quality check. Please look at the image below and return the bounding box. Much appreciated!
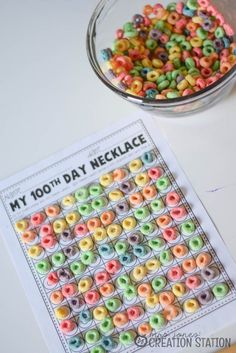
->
[101,0,236,99]
[15,150,230,352]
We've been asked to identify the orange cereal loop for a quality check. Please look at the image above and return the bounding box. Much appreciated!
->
[21,230,37,244]
[182,258,196,273]
[129,192,143,206]
[163,305,180,321]
[172,244,188,259]
[159,291,175,308]
[87,217,101,232]
[156,215,172,229]
[113,168,127,181]
[100,211,115,226]
[142,185,157,200]
[143,4,153,16]
[45,204,60,218]
[50,290,64,305]
[138,322,152,336]
[196,252,212,269]
[138,283,153,298]
[99,283,115,297]
[113,312,129,328]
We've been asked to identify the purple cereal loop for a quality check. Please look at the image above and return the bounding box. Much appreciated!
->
[57,268,73,282]
[197,289,213,305]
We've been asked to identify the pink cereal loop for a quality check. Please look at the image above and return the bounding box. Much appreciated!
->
[215,13,225,26]
[170,207,187,221]
[74,223,88,236]
[176,2,184,14]
[198,0,209,8]
[207,5,217,16]
[223,24,235,37]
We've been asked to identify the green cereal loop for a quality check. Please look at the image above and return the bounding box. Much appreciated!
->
[196,28,207,40]
[175,35,185,44]
[85,329,100,344]
[130,69,140,76]
[167,2,177,11]
[166,71,172,81]
[150,199,164,212]
[165,41,176,50]
[203,39,214,47]
[90,346,105,353]
[156,177,170,191]
[75,187,89,202]
[116,274,131,289]
[188,68,200,77]
[151,276,167,292]
[187,0,198,10]
[70,261,86,275]
[155,20,165,31]
[105,298,122,312]
[212,283,229,299]
[181,220,196,236]
[185,57,195,70]
[158,80,170,91]
[80,250,95,265]
[91,197,107,211]
[123,22,134,32]
[140,222,155,236]
[99,317,114,334]
[160,249,173,265]
[173,58,181,68]
[157,74,166,84]
[189,236,204,251]
[172,70,180,80]
[119,331,136,346]
[150,313,166,330]
[115,241,129,255]
[125,30,138,38]
[215,27,225,39]
[167,91,180,99]
[148,238,165,251]
[203,46,215,56]
[35,260,51,275]
[78,203,93,216]
[179,66,188,76]
[89,184,103,197]
[124,285,137,300]
[212,60,220,71]
[169,81,177,89]
[51,252,66,267]
[163,28,172,37]
[146,39,157,50]
[181,41,192,51]
[134,207,150,221]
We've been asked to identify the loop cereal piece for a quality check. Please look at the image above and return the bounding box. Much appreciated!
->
[196,252,212,269]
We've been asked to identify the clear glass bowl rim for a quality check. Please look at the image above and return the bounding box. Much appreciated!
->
[87,0,236,107]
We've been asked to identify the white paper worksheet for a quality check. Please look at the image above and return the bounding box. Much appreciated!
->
[0,115,236,353]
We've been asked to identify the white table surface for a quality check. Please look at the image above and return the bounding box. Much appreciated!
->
[0,1,236,352]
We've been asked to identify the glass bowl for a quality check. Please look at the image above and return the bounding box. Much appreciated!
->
[87,0,236,116]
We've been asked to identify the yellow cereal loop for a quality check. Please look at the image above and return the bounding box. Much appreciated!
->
[93,227,107,242]
[183,299,199,313]
[93,306,108,321]
[108,189,123,202]
[54,306,70,320]
[53,219,68,234]
[131,265,147,282]
[15,220,29,233]
[99,173,113,187]
[146,294,159,308]
[28,245,43,259]
[79,237,94,251]
[172,283,187,298]
[145,258,160,272]
[107,224,122,239]
[122,217,137,231]
[134,173,150,187]
[129,159,142,173]
[65,211,80,225]
[78,277,93,293]
[61,195,76,208]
